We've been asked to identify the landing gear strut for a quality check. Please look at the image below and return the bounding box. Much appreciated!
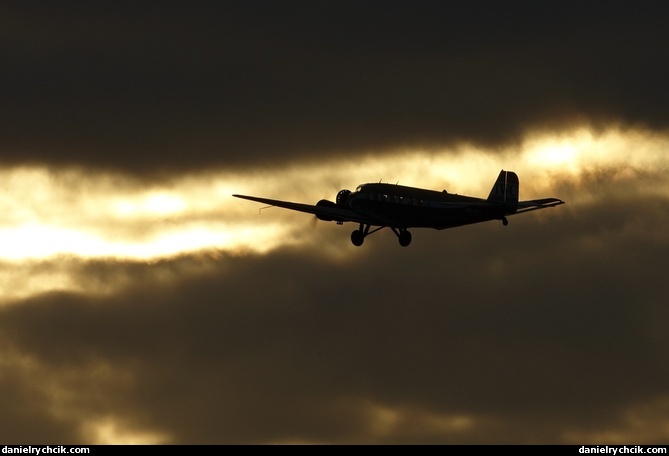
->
[351,223,373,247]
[350,224,412,247]
[392,228,412,247]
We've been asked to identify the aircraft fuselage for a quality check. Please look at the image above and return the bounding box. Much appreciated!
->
[344,183,511,230]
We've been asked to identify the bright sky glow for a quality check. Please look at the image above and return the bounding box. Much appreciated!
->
[0,223,286,261]
[525,137,579,170]
[113,192,187,217]
[1,126,668,286]
[363,401,474,438]
[0,130,664,254]
[86,418,171,445]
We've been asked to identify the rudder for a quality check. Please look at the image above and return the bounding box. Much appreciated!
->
[487,170,519,212]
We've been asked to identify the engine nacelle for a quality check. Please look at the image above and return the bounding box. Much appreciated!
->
[336,189,351,206]
[316,199,336,221]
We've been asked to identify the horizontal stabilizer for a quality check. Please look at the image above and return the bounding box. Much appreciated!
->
[513,198,565,214]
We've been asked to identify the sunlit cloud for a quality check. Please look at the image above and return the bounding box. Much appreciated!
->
[0,167,292,262]
[112,192,187,217]
[269,398,478,444]
[520,127,669,194]
[360,400,475,441]
[1,348,170,444]
[0,223,285,261]
[1,125,668,303]
[0,260,82,304]
[85,418,171,445]
[561,395,669,444]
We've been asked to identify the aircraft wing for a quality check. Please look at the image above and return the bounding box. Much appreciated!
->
[233,194,375,225]
[513,197,565,215]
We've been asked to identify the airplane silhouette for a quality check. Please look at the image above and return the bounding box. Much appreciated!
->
[233,170,564,247]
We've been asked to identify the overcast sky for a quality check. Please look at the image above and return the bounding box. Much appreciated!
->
[1,1,669,444]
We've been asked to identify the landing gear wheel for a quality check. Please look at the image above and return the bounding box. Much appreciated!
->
[351,230,364,246]
[398,230,412,247]
[502,217,509,226]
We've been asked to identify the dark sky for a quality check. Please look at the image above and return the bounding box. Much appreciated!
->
[1,2,669,444]
[3,2,669,174]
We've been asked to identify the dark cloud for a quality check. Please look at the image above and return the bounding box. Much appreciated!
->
[1,180,668,443]
[2,2,669,175]
[2,1,669,445]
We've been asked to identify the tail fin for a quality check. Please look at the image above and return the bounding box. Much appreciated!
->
[487,170,519,213]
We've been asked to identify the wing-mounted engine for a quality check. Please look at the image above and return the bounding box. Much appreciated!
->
[315,190,350,222]
[336,189,351,206]
[316,199,337,221]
